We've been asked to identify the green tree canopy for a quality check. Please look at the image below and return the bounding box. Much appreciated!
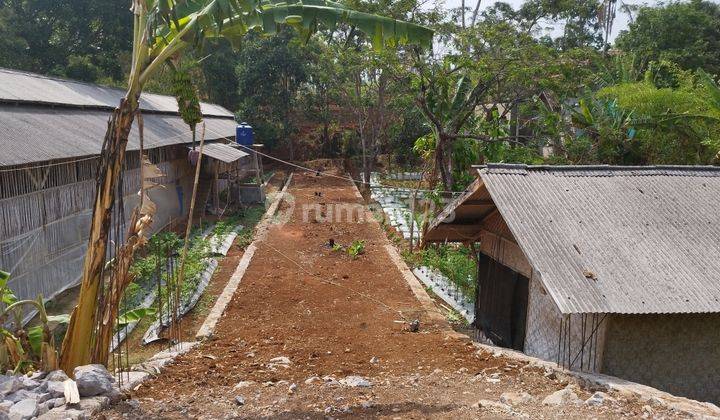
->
[0,0,132,81]
[615,0,720,75]
[235,28,311,155]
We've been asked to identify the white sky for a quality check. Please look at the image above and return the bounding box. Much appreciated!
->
[439,0,662,42]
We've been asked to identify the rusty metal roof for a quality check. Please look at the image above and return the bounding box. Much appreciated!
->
[190,142,249,163]
[0,105,237,166]
[0,68,233,117]
[428,163,720,315]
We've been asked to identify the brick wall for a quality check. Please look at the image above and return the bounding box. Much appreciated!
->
[602,314,720,403]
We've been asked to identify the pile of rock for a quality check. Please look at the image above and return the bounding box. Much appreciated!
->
[0,364,122,420]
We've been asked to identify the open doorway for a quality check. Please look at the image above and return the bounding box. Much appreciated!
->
[474,253,529,351]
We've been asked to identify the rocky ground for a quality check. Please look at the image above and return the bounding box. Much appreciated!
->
[98,171,698,419]
[0,364,122,419]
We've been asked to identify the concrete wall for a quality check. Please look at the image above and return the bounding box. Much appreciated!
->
[602,314,720,403]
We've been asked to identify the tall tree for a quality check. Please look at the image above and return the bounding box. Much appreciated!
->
[235,28,310,158]
[413,20,599,191]
[0,0,133,81]
[480,0,604,49]
[200,39,242,110]
[615,0,720,75]
[0,7,31,70]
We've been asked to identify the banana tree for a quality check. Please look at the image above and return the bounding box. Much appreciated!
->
[60,0,432,374]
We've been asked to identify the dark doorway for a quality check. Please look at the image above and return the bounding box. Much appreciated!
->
[474,253,529,351]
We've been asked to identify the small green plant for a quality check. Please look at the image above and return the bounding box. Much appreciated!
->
[234,206,265,248]
[123,205,266,334]
[347,240,366,259]
[416,244,477,300]
[332,243,343,252]
[446,309,469,327]
[0,269,68,373]
[117,307,157,329]
[212,216,241,237]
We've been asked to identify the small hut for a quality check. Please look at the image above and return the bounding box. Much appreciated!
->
[0,68,253,316]
[425,163,720,403]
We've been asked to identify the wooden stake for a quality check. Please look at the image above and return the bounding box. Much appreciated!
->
[174,122,206,344]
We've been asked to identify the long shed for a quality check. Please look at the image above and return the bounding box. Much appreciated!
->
[425,163,720,403]
[0,68,251,314]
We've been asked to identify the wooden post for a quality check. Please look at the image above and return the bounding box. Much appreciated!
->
[174,123,206,343]
[408,196,416,252]
[213,163,220,213]
[253,144,263,186]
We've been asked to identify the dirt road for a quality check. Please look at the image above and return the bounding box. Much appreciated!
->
[104,172,679,419]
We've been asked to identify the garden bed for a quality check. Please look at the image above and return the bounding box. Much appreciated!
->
[109,206,266,363]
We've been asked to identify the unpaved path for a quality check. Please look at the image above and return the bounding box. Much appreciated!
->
[103,172,681,419]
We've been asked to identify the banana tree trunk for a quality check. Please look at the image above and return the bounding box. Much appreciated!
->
[60,95,138,375]
[93,206,152,366]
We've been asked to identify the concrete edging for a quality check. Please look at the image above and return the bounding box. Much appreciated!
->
[474,342,720,418]
[195,172,294,340]
[348,175,463,335]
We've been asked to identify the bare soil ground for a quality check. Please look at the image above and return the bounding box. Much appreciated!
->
[111,170,289,367]
[101,171,682,419]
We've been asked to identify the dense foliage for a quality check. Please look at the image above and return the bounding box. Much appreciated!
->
[0,0,132,81]
[616,0,720,76]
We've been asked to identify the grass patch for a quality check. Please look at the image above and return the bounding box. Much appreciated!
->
[403,244,477,301]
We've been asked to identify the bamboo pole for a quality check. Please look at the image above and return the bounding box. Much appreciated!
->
[173,123,206,343]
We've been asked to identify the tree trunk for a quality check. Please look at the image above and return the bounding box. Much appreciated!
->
[284,77,294,161]
[322,123,330,156]
[360,130,368,183]
[353,73,368,185]
[92,208,145,365]
[435,133,454,191]
[60,95,138,375]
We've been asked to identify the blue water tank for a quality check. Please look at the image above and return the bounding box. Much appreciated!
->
[236,122,254,146]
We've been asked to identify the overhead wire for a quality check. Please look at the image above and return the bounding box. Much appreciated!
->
[1,119,464,197]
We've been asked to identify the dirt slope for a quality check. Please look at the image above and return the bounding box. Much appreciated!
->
[102,172,682,419]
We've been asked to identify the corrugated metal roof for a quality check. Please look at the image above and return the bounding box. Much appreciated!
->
[477,163,720,315]
[0,104,237,166]
[0,68,233,117]
[190,142,249,163]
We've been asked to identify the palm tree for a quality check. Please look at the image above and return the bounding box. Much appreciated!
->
[60,0,433,374]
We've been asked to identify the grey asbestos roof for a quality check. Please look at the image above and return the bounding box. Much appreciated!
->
[0,68,238,166]
[190,142,249,163]
[0,68,232,117]
[477,164,720,315]
[0,105,237,166]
